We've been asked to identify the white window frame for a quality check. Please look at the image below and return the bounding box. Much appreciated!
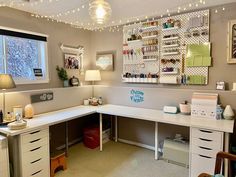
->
[0,26,49,85]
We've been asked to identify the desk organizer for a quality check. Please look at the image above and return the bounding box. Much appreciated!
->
[122,9,210,85]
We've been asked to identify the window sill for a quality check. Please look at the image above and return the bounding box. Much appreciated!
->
[15,79,50,85]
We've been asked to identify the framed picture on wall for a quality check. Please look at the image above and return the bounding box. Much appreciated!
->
[216,81,225,90]
[96,52,114,71]
[64,54,80,69]
[227,20,236,63]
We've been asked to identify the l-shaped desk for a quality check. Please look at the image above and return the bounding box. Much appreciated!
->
[0,104,234,177]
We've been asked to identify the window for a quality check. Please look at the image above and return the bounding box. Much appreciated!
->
[0,27,49,84]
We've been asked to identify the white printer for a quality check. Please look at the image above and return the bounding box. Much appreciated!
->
[162,137,189,167]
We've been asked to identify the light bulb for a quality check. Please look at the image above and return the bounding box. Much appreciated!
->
[96,5,106,18]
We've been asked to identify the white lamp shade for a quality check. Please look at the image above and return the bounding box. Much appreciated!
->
[85,70,101,81]
[0,74,16,89]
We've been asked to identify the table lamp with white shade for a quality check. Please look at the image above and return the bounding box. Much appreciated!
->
[0,74,16,120]
[85,70,101,97]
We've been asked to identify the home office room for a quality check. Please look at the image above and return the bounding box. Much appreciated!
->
[0,0,236,177]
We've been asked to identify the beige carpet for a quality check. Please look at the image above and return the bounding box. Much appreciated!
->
[55,141,189,177]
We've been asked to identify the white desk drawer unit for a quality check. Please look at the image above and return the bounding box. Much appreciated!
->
[0,135,10,177]
[19,128,50,177]
[190,127,223,177]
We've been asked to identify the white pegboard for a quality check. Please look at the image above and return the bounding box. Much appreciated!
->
[123,21,160,80]
[122,9,210,85]
[159,9,210,85]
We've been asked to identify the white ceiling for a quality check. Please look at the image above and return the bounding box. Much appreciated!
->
[1,0,236,30]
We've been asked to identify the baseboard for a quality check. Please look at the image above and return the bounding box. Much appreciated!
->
[118,138,155,151]
[56,137,83,151]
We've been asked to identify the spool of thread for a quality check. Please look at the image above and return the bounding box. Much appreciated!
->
[159,77,178,84]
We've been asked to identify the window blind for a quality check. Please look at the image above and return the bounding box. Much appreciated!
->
[0,29,47,42]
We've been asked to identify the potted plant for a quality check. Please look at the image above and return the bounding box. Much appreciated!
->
[56,66,69,87]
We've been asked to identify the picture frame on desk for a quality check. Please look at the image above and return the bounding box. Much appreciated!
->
[227,20,236,64]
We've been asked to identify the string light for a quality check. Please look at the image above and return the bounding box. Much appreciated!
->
[0,0,228,32]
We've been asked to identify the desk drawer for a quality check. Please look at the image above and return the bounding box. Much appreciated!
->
[24,168,49,177]
[191,128,222,142]
[23,156,49,177]
[192,144,219,158]
[191,153,215,177]
[21,128,49,144]
[192,137,222,150]
[22,145,49,165]
[21,136,49,153]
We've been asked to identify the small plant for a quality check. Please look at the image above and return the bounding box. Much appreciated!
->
[56,66,68,81]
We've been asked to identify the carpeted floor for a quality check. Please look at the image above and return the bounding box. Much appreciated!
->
[55,141,189,177]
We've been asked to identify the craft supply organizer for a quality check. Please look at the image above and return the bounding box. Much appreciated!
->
[122,9,210,85]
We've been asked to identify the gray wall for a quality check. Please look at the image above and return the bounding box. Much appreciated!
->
[91,3,236,91]
[95,85,236,146]
[0,7,92,91]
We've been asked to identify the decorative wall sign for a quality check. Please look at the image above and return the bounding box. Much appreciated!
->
[31,92,54,103]
[33,68,43,77]
[96,52,114,71]
[227,20,236,63]
[64,54,80,69]
[130,89,144,103]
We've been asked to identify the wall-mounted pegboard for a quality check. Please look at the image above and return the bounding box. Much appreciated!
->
[122,9,210,85]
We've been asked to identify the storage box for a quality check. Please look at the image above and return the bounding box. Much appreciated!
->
[83,126,110,149]
[191,92,218,119]
[162,139,189,167]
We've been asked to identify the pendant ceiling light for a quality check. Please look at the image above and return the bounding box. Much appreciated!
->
[89,0,112,24]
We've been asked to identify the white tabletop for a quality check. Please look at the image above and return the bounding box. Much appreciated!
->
[97,104,235,133]
[0,104,234,136]
[0,106,97,136]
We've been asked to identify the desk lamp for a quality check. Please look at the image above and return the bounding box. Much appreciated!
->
[85,70,101,97]
[0,74,16,120]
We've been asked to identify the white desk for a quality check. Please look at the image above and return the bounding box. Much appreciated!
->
[97,104,235,177]
[0,104,234,177]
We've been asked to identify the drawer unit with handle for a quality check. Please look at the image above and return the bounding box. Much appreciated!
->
[19,128,50,177]
[190,127,223,177]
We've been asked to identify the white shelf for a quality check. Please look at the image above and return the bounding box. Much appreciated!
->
[122,77,158,83]
[162,36,180,41]
[127,40,142,44]
[143,58,157,61]
[142,26,159,30]
[142,35,158,39]
[162,52,179,56]
[161,71,179,75]
[162,26,180,31]
[161,68,179,75]
[162,44,180,48]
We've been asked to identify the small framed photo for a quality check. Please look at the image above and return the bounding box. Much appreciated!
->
[64,54,80,69]
[216,81,225,90]
[96,52,114,71]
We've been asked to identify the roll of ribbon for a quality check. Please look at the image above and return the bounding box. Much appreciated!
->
[159,77,178,84]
